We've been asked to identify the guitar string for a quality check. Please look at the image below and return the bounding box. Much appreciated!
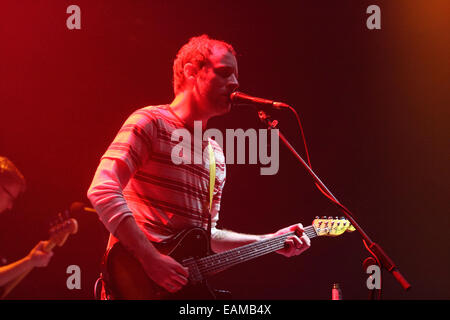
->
[197,228,318,275]
[198,227,315,270]
[198,241,286,275]
[197,234,294,274]
[198,235,304,275]
[189,222,345,277]
[200,244,285,275]
[198,221,348,276]
[199,227,317,269]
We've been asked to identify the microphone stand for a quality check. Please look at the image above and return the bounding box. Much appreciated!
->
[255,109,411,298]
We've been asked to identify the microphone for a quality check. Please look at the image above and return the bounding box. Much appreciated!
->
[70,201,96,214]
[230,91,291,110]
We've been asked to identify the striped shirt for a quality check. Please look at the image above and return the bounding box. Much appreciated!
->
[88,105,226,243]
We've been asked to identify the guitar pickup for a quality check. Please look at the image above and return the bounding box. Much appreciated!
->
[182,257,203,284]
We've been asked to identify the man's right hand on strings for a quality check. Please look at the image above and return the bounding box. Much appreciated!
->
[139,252,189,293]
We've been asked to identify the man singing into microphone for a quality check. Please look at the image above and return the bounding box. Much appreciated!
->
[0,157,53,295]
[87,34,310,299]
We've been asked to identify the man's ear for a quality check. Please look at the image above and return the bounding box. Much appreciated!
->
[183,63,198,87]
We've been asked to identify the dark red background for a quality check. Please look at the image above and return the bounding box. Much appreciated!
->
[0,1,448,300]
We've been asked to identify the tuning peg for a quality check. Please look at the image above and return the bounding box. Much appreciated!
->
[321,216,327,219]
[315,216,320,219]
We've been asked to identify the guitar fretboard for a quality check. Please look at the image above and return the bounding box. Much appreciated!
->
[196,225,317,277]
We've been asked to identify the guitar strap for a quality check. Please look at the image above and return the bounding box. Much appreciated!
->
[207,141,216,243]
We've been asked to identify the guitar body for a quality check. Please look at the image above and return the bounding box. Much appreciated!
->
[105,228,217,300]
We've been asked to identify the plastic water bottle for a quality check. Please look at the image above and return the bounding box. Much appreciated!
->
[331,283,343,300]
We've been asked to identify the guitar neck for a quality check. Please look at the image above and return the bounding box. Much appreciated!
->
[44,241,56,253]
[196,225,317,277]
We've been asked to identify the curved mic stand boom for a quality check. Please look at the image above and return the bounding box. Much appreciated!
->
[255,108,411,297]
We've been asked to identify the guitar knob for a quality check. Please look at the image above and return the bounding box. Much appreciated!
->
[321,216,327,219]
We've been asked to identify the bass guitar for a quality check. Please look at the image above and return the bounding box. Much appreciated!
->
[104,217,355,299]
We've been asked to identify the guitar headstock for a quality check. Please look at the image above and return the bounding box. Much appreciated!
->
[312,217,356,237]
[49,217,78,247]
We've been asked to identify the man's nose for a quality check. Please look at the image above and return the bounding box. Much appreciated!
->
[227,74,239,92]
